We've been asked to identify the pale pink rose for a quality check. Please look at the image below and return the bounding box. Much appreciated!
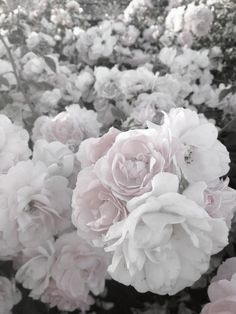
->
[52,232,109,300]
[201,258,236,314]
[32,105,101,152]
[0,160,72,256]
[105,172,228,295]
[72,166,127,245]
[184,178,236,227]
[94,128,175,201]
[162,108,230,182]
[76,127,120,168]
[41,279,94,312]
[0,114,31,174]
[0,277,21,314]
[15,240,55,299]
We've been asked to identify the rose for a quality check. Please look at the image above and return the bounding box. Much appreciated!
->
[32,105,101,152]
[94,127,175,201]
[104,172,228,295]
[77,127,120,168]
[15,240,55,299]
[183,178,236,227]
[201,258,236,314]
[72,166,127,245]
[33,139,75,178]
[41,279,94,312]
[0,114,31,174]
[94,66,122,100]
[162,108,230,182]
[0,160,72,255]
[184,4,213,37]
[52,232,109,299]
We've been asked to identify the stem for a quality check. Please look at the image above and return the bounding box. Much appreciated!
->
[0,32,35,114]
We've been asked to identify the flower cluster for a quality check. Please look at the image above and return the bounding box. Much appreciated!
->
[73,108,235,295]
[201,257,236,314]
[0,0,236,313]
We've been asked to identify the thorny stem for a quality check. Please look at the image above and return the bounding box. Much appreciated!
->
[0,32,36,115]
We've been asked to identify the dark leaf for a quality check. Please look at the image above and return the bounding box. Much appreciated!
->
[0,93,13,110]
[111,106,126,121]
[8,28,25,45]
[0,75,10,87]
[219,85,236,102]
[44,56,57,73]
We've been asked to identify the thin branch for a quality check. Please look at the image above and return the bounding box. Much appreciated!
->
[0,32,36,114]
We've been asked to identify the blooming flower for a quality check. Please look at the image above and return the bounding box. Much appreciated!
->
[0,160,72,255]
[0,115,31,174]
[183,178,236,227]
[41,279,94,312]
[32,105,101,152]
[184,4,214,37]
[72,166,127,245]
[33,139,75,178]
[94,127,175,201]
[15,240,55,299]
[201,258,236,314]
[76,127,120,169]
[160,108,230,182]
[51,232,109,299]
[104,172,228,295]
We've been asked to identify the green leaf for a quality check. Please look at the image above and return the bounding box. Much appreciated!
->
[44,56,57,73]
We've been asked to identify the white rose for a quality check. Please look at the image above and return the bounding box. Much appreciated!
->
[104,173,228,295]
[15,240,55,299]
[33,139,74,178]
[160,108,230,182]
[184,4,213,37]
[0,160,72,255]
[0,114,31,174]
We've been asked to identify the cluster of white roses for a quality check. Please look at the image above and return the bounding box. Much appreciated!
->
[0,0,235,127]
[0,0,236,313]
[73,107,236,296]
[0,105,109,312]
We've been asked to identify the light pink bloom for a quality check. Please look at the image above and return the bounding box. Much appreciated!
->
[52,232,109,300]
[76,127,120,168]
[0,114,31,174]
[184,178,236,227]
[32,105,101,152]
[201,258,236,314]
[41,279,94,312]
[94,128,175,201]
[0,160,72,256]
[15,240,55,299]
[72,166,127,245]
